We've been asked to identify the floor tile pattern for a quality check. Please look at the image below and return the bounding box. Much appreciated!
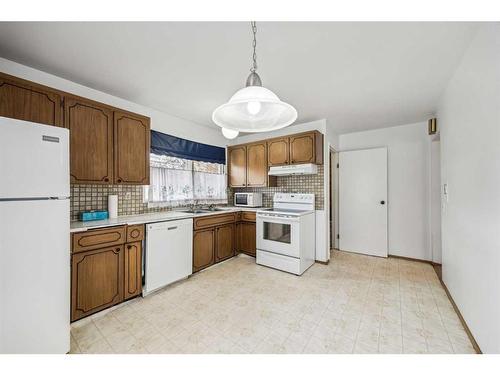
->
[70,251,476,354]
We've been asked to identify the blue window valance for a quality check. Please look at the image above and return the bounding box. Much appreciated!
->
[150,130,226,164]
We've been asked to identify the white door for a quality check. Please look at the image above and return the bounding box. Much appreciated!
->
[339,148,388,257]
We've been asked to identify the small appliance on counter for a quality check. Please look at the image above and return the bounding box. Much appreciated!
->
[234,192,262,207]
[256,193,316,275]
[79,210,109,221]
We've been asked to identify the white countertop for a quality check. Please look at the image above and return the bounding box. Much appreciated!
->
[70,206,261,233]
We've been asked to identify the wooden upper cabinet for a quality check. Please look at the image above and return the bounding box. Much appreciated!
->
[289,131,324,165]
[246,142,268,187]
[71,245,124,321]
[114,111,150,185]
[65,97,114,184]
[228,145,247,187]
[267,137,289,166]
[0,73,62,127]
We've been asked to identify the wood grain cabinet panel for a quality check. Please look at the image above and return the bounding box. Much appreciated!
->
[193,229,215,272]
[0,73,62,127]
[289,131,324,165]
[65,97,114,184]
[267,137,289,166]
[241,211,256,222]
[216,224,235,262]
[289,133,315,164]
[237,222,256,257]
[193,213,236,230]
[124,241,142,299]
[228,145,247,187]
[126,224,145,242]
[72,226,126,253]
[113,111,150,185]
[71,245,124,321]
[246,142,268,187]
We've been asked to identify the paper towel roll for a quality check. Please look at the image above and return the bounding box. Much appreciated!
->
[108,195,118,218]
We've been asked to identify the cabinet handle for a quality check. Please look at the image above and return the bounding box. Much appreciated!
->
[117,178,122,183]
[104,177,109,182]
[113,247,121,253]
[127,245,132,249]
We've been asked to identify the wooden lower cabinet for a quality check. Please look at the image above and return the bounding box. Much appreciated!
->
[124,241,142,299]
[193,228,215,272]
[237,222,256,257]
[216,224,235,262]
[71,245,124,321]
[71,224,144,321]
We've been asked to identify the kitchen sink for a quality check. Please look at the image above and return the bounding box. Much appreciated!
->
[179,209,207,214]
[179,207,233,214]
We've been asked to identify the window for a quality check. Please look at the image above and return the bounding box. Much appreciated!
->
[144,154,227,207]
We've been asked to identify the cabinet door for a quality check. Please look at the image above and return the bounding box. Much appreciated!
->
[246,142,268,187]
[267,137,289,166]
[193,229,215,272]
[216,224,235,262]
[114,111,150,185]
[228,145,247,187]
[289,132,316,164]
[71,245,124,321]
[124,241,142,299]
[238,222,256,257]
[65,97,113,184]
[0,74,62,127]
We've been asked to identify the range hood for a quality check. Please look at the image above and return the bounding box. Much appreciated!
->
[268,163,318,176]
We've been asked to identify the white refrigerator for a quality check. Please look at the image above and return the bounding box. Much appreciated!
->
[0,117,70,354]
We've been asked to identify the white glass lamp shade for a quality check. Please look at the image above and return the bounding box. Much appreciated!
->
[212,86,297,133]
[221,127,239,139]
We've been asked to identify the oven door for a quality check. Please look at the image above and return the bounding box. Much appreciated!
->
[257,213,300,258]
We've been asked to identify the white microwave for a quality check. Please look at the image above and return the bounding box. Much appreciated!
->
[234,192,262,207]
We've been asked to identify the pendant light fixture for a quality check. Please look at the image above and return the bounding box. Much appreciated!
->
[214,22,297,138]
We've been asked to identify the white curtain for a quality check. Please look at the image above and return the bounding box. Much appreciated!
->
[145,154,227,207]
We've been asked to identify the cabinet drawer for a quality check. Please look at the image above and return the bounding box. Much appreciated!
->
[194,213,236,230]
[72,226,126,253]
[127,224,145,242]
[240,211,256,222]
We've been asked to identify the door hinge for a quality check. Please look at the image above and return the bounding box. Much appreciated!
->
[336,163,339,168]
[336,234,339,239]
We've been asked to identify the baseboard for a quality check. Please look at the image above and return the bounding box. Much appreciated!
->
[315,259,329,265]
[439,279,482,354]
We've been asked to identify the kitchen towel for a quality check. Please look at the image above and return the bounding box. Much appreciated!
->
[108,195,118,218]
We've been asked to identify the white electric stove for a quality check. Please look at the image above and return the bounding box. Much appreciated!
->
[256,193,315,275]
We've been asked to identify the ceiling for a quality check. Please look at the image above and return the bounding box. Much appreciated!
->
[0,22,479,134]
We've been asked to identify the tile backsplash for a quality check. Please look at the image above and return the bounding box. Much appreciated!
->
[70,184,158,221]
[71,165,324,221]
[230,165,324,210]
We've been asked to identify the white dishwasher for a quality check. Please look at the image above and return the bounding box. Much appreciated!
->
[144,218,193,296]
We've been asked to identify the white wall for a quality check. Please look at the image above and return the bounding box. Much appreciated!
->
[0,58,226,147]
[430,140,442,264]
[339,122,431,261]
[437,24,500,353]
[234,119,332,262]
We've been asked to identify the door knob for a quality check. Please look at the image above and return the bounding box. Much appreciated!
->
[380,200,385,205]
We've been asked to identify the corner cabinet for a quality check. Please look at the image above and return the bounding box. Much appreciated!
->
[228,141,276,188]
[0,72,63,127]
[114,111,150,185]
[65,97,114,184]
